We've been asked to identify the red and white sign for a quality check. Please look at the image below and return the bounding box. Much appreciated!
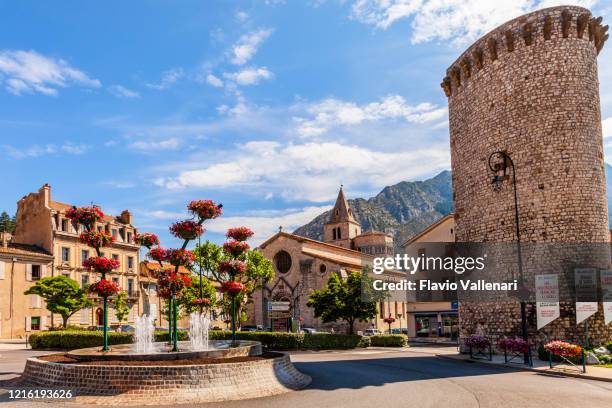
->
[535,274,559,329]
[575,268,598,325]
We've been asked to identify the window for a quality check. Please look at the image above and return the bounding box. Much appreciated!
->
[81,250,89,262]
[319,264,327,274]
[337,227,341,240]
[61,219,69,232]
[128,279,134,296]
[61,247,70,263]
[112,254,119,261]
[127,256,134,269]
[332,228,336,240]
[81,275,89,289]
[273,250,292,274]
[111,229,118,239]
[112,277,119,284]
[30,316,41,331]
[31,265,41,281]
[97,226,103,232]
[127,232,133,243]
[62,272,70,278]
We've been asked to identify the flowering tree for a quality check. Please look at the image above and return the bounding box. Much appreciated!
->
[383,315,396,334]
[65,206,117,351]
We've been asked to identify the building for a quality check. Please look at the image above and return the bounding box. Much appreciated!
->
[12,184,141,329]
[0,232,54,338]
[443,6,611,344]
[400,214,458,339]
[249,187,405,333]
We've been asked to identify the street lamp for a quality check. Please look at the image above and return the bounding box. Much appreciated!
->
[487,151,530,365]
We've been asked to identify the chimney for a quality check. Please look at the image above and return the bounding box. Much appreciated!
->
[120,210,132,225]
[0,232,12,248]
[39,183,51,206]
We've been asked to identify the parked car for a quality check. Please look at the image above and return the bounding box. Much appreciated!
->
[239,325,263,332]
[364,328,383,336]
[301,327,317,334]
[113,325,135,333]
[390,328,409,335]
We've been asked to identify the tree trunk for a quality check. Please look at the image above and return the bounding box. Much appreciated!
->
[62,316,69,329]
[348,319,354,334]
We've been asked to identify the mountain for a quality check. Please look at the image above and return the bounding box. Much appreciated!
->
[293,171,454,248]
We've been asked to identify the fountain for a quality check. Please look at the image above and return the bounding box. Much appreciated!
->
[134,309,156,353]
[189,312,210,350]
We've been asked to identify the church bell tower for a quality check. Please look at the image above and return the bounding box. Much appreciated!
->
[324,186,361,249]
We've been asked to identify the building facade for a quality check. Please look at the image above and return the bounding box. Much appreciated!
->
[0,232,54,338]
[401,214,458,339]
[248,187,405,333]
[13,184,141,328]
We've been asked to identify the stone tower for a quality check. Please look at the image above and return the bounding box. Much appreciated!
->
[442,6,611,344]
[324,187,362,249]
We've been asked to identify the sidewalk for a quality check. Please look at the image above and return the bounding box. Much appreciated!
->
[0,340,29,351]
[438,352,612,383]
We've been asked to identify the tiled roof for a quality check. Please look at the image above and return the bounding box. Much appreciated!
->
[0,243,53,259]
[140,261,190,276]
[49,201,127,224]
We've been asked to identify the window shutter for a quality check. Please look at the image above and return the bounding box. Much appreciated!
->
[80,308,90,324]
[0,261,5,280]
[31,295,41,308]
[40,264,47,278]
[25,316,31,332]
[26,264,32,281]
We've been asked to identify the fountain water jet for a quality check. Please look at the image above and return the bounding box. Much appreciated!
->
[134,308,156,353]
[189,312,210,350]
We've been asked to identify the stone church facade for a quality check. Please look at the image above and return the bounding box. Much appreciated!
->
[248,187,405,333]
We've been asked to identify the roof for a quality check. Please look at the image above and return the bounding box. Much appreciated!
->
[259,231,365,256]
[401,214,455,248]
[0,243,53,259]
[355,230,393,238]
[140,261,190,276]
[49,201,128,224]
[327,186,357,224]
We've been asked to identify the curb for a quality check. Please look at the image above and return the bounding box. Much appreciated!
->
[435,354,612,383]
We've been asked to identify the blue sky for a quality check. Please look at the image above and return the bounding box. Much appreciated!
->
[1,0,611,248]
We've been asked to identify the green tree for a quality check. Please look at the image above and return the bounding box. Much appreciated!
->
[175,276,217,318]
[24,276,92,329]
[0,211,16,233]
[113,291,130,323]
[307,268,386,334]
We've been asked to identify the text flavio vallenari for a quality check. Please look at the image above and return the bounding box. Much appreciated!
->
[372,279,519,292]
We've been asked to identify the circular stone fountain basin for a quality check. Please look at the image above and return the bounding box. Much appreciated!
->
[66,340,262,361]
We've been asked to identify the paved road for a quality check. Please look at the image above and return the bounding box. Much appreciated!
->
[1,346,611,407]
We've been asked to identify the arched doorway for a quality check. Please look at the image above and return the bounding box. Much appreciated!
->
[96,308,103,326]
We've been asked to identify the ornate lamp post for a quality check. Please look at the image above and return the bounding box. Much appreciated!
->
[488,151,529,365]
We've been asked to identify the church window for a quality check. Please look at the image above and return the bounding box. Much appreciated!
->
[337,228,341,239]
[319,264,327,274]
[274,250,292,274]
[333,228,336,240]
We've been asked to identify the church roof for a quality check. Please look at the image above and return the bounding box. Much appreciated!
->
[327,186,356,224]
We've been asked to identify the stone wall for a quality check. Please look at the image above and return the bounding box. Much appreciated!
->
[20,353,311,405]
[444,6,611,345]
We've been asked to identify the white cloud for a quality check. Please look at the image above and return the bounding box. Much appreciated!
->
[294,94,447,137]
[230,28,273,65]
[206,206,333,245]
[0,49,101,95]
[129,138,180,151]
[223,66,274,85]
[206,73,224,87]
[108,84,140,98]
[349,0,598,45]
[154,140,450,202]
[146,68,184,90]
[235,10,249,23]
[2,141,91,159]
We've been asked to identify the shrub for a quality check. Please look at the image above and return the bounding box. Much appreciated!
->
[464,335,490,349]
[605,342,612,353]
[303,333,363,349]
[29,331,133,349]
[369,334,407,347]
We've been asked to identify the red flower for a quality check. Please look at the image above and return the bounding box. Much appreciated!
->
[83,257,120,273]
[223,240,250,258]
[219,259,247,276]
[226,227,254,242]
[135,232,159,248]
[158,287,172,299]
[544,341,583,358]
[383,316,396,324]
[158,273,192,295]
[499,338,529,353]
[148,247,169,263]
[192,297,211,306]
[79,231,115,249]
[221,281,245,295]
[188,200,223,220]
[65,206,104,228]
[167,249,195,267]
[170,220,204,240]
[89,279,120,298]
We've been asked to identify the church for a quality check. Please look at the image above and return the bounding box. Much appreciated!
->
[247,187,407,333]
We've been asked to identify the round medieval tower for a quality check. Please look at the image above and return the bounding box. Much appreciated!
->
[442,6,611,344]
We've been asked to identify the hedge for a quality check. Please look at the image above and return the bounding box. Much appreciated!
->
[28,330,370,350]
[369,334,408,347]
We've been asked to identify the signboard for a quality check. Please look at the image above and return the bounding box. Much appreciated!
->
[268,311,291,319]
[267,301,290,312]
[451,301,459,310]
[575,268,598,325]
[535,274,560,329]
[601,270,612,325]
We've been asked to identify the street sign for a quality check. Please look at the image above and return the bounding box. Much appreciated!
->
[267,301,290,312]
